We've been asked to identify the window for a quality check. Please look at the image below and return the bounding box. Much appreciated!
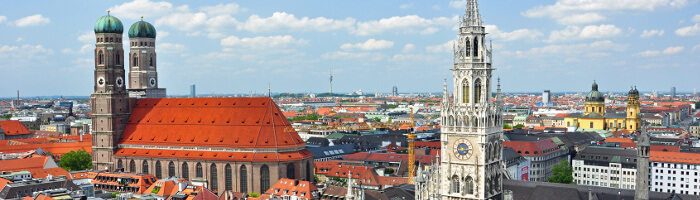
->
[473,38,478,57]
[462,79,470,103]
[451,175,460,193]
[474,79,482,104]
[133,55,138,67]
[287,163,295,179]
[210,164,218,191]
[196,163,203,177]
[118,159,123,170]
[129,160,136,172]
[261,165,270,193]
[465,38,471,57]
[590,122,594,128]
[182,162,189,180]
[225,164,232,190]
[142,160,149,174]
[155,161,162,179]
[240,165,248,193]
[149,55,153,66]
[169,161,175,177]
[116,54,120,65]
[465,176,474,194]
[98,51,104,64]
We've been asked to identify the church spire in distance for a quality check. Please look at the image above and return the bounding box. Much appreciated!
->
[463,0,483,27]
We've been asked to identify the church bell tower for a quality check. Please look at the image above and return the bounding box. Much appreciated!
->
[91,12,130,171]
[127,17,166,98]
[440,0,503,199]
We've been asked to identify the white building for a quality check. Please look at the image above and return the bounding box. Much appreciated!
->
[650,151,700,195]
[572,146,638,189]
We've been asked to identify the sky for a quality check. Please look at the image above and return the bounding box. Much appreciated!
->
[1,0,699,97]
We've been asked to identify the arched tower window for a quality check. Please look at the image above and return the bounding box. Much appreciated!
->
[465,38,471,57]
[129,160,136,172]
[287,163,295,179]
[142,160,149,174]
[133,55,138,67]
[117,159,123,170]
[240,165,248,193]
[210,164,218,191]
[168,161,175,177]
[462,79,470,103]
[465,176,474,194]
[225,164,232,190]
[261,165,270,193]
[149,55,153,66]
[98,51,104,64]
[590,122,594,128]
[182,162,189,180]
[451,175,460,193]
[474,79,482,104]
[196,163,203,177]
[116,54,120,65]
[155,161,162,179]
[473,38,479,57]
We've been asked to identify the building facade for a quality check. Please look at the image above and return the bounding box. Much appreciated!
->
[127,17,165,98]
[572,147,638,189]
[564,83,641,133]
[416,0,504,199]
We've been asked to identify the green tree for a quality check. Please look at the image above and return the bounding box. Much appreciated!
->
[247,193,260,198]
[374,117,382,122]
[1,114,11,119]
[514,124,525,129]
[384,168,395,175]
[59,150,92,171]
[548,159,574,184]
[503,124,512,129]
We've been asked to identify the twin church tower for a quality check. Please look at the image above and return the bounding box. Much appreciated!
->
[91,12,165,170]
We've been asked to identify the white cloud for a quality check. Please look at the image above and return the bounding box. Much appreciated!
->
[433,5,441,10]
[693,14,700,23]
[157,31,169,41]
[200,3,244,15]
[675,23,700,36]
[485,25,543,41]
[546,25,622,42]
[109,0,183,20]
[556,13,606,25]
[220,35,307,49]
[508,40,628,58]
[238,12,355,32]
[15,14,50,27]
[77,31,94,43]
[426,41,454,53]
[0,16,6,24]
[524,0,688,19]
[16,38,24,42]
[341,39,394,51]
[639,50,661,57]
[157,43,187,53]
[662,46,684,54]
[207,32,226,39]
[403,44,416,53]
[693,44,700,51]
[640,29,664,38]
[156,12,208,31]
[353,15,456,36]
[0,44,54,61]
[61,44,93,54]
[449,0,466,9]
[321,51,384,61]
[399,3,413,9]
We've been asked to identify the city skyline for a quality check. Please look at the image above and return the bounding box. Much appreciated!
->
[1,0,699,97]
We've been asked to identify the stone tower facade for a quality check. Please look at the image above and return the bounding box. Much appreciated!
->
[635,131,650,200]
[91,13,131,171]
[437,0,504,199]
[127,18,166,98]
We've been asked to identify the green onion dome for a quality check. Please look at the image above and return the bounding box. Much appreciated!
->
[128,18,156,38]
[94,12,124,34]
[586,81,604,102]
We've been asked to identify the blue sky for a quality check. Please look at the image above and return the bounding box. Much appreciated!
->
[1,0,699,97]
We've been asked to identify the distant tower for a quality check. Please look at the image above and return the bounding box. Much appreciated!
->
[542,90,551,106]
[670,87,676,98]
[584,81,605,116]
[91,11,130,171]
[392,86,398,96]
[694,87,697,97]
[329,67,333,95]
[635,131,650,200]
[127,17,166,98]
[627,87,641,132]
[190,84,196,98]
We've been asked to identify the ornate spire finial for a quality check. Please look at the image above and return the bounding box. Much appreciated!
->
[141,16,144,21]
[107,10,111,15]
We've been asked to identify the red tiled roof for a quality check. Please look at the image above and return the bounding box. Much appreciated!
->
[91,172,157,194]
[415,141,440,149]
[0,155,71,180]
[503,139,560,156]
[0,120,31,136]
[115,148,313,162]
[554,113,571,118]
[0,178,12,190]
[120,98,305,149]
[342,152,436,166]
[0,135,92,158]
[377,176,409,186]
[264,178,318,199]
[650,151,700,164]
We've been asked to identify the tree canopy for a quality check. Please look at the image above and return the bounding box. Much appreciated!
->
[548,159,574,184]
[59,150,92,171]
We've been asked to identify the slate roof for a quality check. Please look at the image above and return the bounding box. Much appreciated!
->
[307,144,355,159]
[503,179,689,200]
[575,146,637,165]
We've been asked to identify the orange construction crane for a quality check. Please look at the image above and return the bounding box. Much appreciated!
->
[408,107,416,184]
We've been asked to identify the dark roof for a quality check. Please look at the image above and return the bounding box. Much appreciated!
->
[383,184,414,200]
[504,179,688,200]
[575,146,638,165]
[307,144,356,159]
[306,137,330,147]
[502,147,522,161]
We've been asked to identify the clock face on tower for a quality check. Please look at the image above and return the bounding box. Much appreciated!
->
[116,77,124,87]
[97,77,105,87]
[149,77,156,87]
[453,138,474,160]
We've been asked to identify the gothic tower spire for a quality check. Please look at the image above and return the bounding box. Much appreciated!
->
[127,18,166,98]
[464,0,483,27]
